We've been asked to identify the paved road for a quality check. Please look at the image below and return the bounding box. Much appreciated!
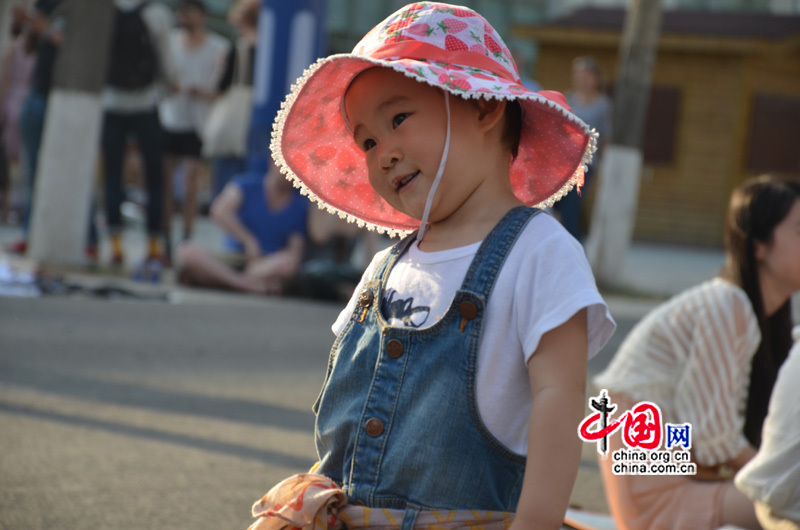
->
[1,294,342,529]
[0,290,645,529]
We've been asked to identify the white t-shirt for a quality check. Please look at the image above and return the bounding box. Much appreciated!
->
[332,213,616,454]
[158,29,229,133]
[735,326,800,523]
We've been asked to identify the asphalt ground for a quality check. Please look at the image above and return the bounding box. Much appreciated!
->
[0,213,721,529]
[0,284,651,529]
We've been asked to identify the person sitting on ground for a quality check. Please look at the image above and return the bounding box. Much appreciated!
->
[735,325,800,530]
[176,162,308,295]
[283,207,381,302]
[594,174,800,530]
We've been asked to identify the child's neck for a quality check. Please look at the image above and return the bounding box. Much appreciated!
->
[418,190,524,252]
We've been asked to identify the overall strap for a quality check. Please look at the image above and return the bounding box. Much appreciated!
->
[460,206,541,299]
[372,231,417,283]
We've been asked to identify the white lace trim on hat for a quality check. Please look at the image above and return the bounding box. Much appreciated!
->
[271,55,599,238]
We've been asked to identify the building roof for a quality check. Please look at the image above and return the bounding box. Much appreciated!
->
[544,8,800,41]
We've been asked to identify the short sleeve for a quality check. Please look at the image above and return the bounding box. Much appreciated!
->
[511,215,616,363]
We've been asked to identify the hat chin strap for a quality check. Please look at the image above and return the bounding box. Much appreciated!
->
[416,91,451,242]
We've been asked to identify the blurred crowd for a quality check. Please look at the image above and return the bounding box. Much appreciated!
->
[0,0,375,299]
[0,0,615,298]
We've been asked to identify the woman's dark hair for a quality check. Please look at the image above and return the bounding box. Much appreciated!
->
[720,174,800,447]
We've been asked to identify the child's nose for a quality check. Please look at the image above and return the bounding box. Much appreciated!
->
[379,144,402,170]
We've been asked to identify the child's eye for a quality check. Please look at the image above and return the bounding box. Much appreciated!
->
[362,138,376,151]
[392,113,409,128]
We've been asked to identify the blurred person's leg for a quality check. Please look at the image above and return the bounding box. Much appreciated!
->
[101,111,127,264]
[177,242,263,293]
[85,196,99,260]
[133,109,165,261]
[162,148,178,266]
[181,157,202,241]
[720,484,761,529]
[244,250,303,296]
[0,139,9,223]
[17,91,47,239]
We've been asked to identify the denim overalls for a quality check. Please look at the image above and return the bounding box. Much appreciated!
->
[314,206,540,523]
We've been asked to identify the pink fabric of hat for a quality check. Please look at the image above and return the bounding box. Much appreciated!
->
[272,1,597,237]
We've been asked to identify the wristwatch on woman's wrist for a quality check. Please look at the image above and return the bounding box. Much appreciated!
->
[717,464,734,479]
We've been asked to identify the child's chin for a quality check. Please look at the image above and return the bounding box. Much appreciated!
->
[385,202,423,223]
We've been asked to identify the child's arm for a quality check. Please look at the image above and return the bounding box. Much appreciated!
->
[510,308,588,530]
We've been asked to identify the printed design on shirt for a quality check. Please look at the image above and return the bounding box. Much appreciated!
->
[381,289,431,328]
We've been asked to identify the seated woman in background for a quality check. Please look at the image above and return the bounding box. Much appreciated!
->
[594,174,800,530]
[736,325,800,530]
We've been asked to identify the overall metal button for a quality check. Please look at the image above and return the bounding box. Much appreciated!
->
[458,300,478,320]
[386,339,404,359]
[358,288,374,307]
[365,418,384,437]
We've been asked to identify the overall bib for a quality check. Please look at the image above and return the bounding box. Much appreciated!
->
[314,206,540,522]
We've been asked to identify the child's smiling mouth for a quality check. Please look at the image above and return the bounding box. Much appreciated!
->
[394,171,419,191]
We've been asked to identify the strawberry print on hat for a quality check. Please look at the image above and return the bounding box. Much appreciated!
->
[444,35,469,51]
[272,2,597,236]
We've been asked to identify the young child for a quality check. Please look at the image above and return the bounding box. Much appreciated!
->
[249,3,615,529]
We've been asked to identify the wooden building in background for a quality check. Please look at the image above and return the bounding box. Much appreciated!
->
[516,9,800,247]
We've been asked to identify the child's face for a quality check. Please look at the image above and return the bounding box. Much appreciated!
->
[344,67,484,222]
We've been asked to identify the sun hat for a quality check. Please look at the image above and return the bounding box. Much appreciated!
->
[272,2,597,237]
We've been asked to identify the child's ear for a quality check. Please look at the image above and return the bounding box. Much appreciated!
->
[475,98,507,132]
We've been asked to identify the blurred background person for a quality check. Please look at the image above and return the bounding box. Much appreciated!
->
[102,0,175,271]
[204,0,258,200]
[8,0,99,259]
[736,325,800,530]
[176,161,307,296]
[159,0,229,259]
[0,6,35,225]
[283,206,381,302]
[9,0,61,255]
[594,174,800,530]
[553,55,612,241]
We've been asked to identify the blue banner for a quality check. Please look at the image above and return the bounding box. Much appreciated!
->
[248,0,327,173]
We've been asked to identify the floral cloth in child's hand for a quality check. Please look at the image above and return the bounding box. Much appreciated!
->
[249,473,346,530]
[248,473,515,529]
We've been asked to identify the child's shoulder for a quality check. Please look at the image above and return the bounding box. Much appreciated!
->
[503,212,600,293]
[512,210,584,258]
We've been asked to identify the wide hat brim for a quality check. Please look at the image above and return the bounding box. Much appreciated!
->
[272,53,596,237]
